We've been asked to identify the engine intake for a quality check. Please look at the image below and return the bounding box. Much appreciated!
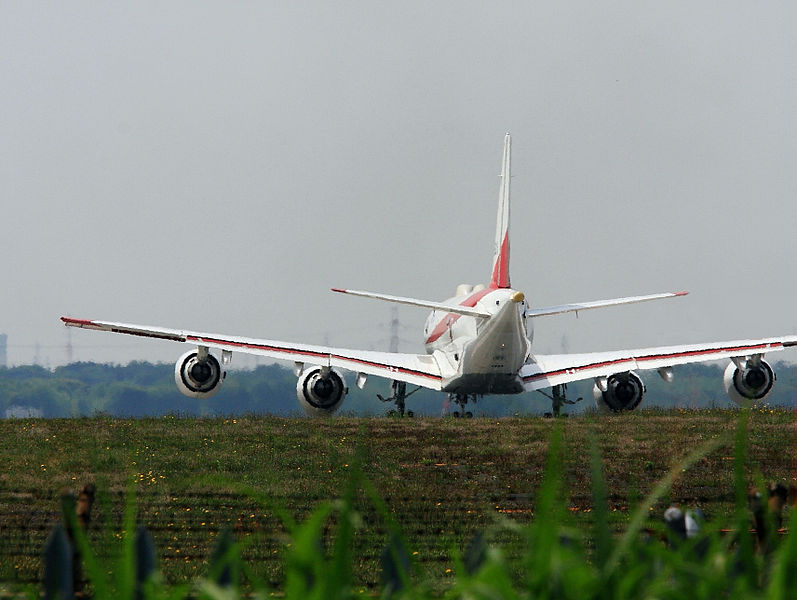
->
[174,350,224,399]
[297,366,347,416]
[723,360,774,405]
[594,371,645,412]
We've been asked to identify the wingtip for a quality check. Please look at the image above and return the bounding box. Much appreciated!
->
[61,317,94,327]
[331,287,346,294]
[673,291,689,297]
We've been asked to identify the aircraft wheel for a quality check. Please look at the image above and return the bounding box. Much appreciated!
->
[452,411,461,418]
[407,410,415,418]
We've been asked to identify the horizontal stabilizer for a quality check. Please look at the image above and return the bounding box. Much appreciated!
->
[331,288,492,318]
[526,291,688,318]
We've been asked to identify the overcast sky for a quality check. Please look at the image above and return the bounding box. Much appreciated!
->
[2,1,796,369]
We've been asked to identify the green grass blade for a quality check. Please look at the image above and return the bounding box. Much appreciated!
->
[42,525,72,600]
[134,526,158,599]
[59,491,110,600]
[380,532,411,599]
[765,509,797,599]
[284,501,334,599]
[207,526,238,589]
[589,434,611,573]
[603,434,726,578]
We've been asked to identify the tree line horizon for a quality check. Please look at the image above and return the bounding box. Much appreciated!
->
[1,360,794,418]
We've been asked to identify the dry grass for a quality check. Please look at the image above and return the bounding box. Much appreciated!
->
[0,408,793,588]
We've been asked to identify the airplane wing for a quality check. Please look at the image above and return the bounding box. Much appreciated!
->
[525,291,688,318]
[520,336,797,391]
[61,317,443,390]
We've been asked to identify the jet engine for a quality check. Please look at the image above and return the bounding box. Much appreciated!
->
[174,349,224,399]
[594,371,645,412]
[723,359,774,405]
[296,366,347,416]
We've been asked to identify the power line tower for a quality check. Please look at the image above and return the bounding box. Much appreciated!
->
[0,333,7,368]
[65,328,74,364]
[389,307,400,353]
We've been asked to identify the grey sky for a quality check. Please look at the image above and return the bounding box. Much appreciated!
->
[2,1,796,368]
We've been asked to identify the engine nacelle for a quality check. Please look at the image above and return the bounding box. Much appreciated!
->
[723,360,774,405]
[594,371,645,412]
[174,350,224,399]
[296,366,347,416]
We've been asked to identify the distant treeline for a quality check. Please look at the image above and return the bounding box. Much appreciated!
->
[1,360,795,418]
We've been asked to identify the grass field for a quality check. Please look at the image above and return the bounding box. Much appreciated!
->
[0,408,794,592]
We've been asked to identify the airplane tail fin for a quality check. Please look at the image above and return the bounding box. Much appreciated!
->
[490,133,512,289]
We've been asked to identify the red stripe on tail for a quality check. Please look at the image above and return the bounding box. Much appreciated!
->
[490,233,510,289]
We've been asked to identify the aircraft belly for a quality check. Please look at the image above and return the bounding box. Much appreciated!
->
[441,372,524,394]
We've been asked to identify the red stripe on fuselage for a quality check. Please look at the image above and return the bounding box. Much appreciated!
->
[424,288,493,344]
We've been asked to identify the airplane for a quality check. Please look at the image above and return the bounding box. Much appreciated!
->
[62,134,797,417]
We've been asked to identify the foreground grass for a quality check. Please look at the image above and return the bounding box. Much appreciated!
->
[0,408,794,594]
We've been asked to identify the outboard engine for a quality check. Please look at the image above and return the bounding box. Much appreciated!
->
[723,359,775,405]
[594,371,645,412]
[174,349,224,399]
[296,366,347,416]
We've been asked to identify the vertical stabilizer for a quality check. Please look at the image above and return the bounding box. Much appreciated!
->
[490,133,511,288]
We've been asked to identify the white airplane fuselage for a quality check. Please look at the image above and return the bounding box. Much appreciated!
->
[423,286,531,394]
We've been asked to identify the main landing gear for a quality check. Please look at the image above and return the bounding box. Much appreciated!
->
[537,384,582,417]
[377,380,420,417]
[446,393,479,418]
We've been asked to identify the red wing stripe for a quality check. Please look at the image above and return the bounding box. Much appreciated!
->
[633,343,777,364]
[523,343,779,382]
[331,355,441,381]
[186,335,441,381]
[187,335,328,359]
